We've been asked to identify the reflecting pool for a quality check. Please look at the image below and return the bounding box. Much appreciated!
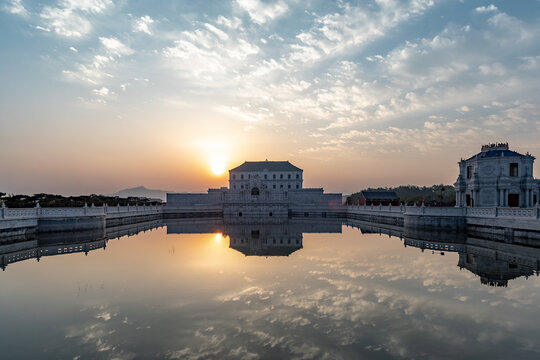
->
[1,219,540,359]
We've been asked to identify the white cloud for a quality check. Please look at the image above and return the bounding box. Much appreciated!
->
[99,37,134,56]
[288,0,435,63]
[235,0,288,24]
[39,0,112,38]
[133,15,154,35]
[40,7,92,38]
[216,15,242,29]
[162,23,259,82]
[3,0,28,17]
[69,46,78,52]
[475,4,498,13]
[92,87,111,97]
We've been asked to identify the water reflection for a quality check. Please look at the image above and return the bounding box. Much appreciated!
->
[2,218,540,359]
[167,218,341,257]
[3,218,540,288]
[345,219,540,287]
[0,220,162,270]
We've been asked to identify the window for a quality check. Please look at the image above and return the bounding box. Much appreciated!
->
[233,185,236,189]
[232,174,236,179]
[264,174,267,179]
[296,184,299,189]
[467,166,472,179]
[288,174,291,179]
[248,174,251,179]
[251,187,260,196]
[280,184,283,189]
[280,174,283,179]
[288,184,291,189]
[240,185,243,189]
[273,184,276,189]
[510,163,518,177]
[296,174,299,179]
[241,174,244,179]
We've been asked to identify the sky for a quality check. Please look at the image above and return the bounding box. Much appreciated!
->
[1,0,539,195]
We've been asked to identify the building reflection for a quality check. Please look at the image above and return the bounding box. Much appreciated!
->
[4,217,539,286]
[167,218,342,257]
[0,220,163,270]
[225,223,302,257]
[346,219,540,287]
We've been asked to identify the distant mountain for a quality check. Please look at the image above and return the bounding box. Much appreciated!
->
[112,186,171,201]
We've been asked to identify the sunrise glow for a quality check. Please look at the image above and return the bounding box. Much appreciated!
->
[211,159,226,176]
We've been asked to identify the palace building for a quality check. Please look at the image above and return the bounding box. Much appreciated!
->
[166,160,342,219]
[454,143,540,208]
[229,160,303,193]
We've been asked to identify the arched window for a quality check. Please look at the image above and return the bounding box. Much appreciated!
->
[251,187,260,196]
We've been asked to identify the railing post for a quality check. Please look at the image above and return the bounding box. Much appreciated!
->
[389,203,392,212]
[103,203,107,215]
[1,202,5,219]
[84,202,88,216]
[35,201,41,217]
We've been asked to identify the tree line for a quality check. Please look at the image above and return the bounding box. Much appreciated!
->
[0,192,162,208]
[346,185,456,206]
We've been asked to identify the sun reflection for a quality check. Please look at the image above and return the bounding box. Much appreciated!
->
[215,233,222,242]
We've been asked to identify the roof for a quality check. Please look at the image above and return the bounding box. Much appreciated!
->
[360,191,399,200]
[229,160,302,172]
[465,148,526,162]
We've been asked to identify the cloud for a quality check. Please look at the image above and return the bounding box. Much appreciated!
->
[39,0,112,38]
[92,87,111,97]
[235,0,288,24]
[99,37,134,56]
[475,4,498,13]
[288,0,435,63]
[133,15,154,35]
[162,22,259,82]
[3,0,28,17]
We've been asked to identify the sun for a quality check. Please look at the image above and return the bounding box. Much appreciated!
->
[211,159,226,175]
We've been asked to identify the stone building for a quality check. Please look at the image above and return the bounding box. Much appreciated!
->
[454,143,539,207]
[166,160,342,218]
[358,190,400,206]
[229,160,303,193]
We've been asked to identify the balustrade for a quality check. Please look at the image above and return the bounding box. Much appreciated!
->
[0,204,163,220]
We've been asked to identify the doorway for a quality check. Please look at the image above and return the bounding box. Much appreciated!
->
[508,194,519,207]
[466,194,473,207]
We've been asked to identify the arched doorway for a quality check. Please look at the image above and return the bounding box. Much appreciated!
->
[251,187,260,196]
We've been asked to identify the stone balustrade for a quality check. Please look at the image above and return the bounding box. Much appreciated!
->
[1,204,163,220]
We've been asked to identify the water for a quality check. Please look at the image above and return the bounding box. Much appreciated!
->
[1,219,540,359]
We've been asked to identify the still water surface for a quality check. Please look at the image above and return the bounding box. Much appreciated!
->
[1,219,540,359]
